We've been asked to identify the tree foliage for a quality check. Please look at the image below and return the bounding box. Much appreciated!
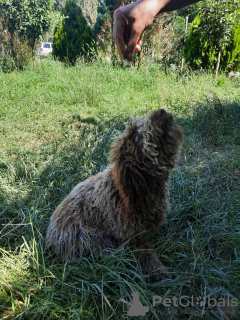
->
[177,3,200,23]
[0,0,53,52]
[232,24,240,70]
[53,0,96,64]
[0,19,32,72]
[184,0,240,72]
[198,0,239,53]
[93,0,110,38]
[54,0,99,27]
[0,0,53,72]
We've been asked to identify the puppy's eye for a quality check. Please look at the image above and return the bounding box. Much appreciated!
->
[131,131,142,144]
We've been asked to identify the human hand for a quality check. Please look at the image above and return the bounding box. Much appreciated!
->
[113,0,201,61]
[113,0,161,61]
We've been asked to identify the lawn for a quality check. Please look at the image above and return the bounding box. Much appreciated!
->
[0,60,240,319]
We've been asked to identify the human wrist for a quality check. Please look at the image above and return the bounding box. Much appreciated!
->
[138,0,164,20]
[147,0,179,16]
[137,0,174,22]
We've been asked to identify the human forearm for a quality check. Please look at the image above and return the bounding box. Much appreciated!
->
[138,0,201,20]
[158,0,201,13]
[121,0,201,29]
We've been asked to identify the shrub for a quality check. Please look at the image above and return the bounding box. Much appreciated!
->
[0,20,32,72]
[0,55,15,73]
[184,13,240,72]
[232,24,240,71]
[53,0,97,65]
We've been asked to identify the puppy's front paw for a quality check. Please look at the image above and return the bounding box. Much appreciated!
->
[148,265,172,282]
[136,249,172,282]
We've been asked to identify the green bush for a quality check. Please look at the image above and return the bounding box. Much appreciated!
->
[184,15,240,72]
[53,0,97,65]
[0,29,32,73]
[0,55,15,73]
[232,24,240,70]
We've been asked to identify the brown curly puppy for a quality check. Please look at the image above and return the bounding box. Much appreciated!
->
[46,109,183,280]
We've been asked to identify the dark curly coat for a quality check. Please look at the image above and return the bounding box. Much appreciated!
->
[46,109,183,280]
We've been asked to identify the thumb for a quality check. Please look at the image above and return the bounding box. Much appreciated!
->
[126,30,140,61]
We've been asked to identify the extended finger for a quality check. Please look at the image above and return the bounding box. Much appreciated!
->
[113,9,127,59]
[126,29,140,61]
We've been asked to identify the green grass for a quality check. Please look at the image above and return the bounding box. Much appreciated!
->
[0,59,239,319]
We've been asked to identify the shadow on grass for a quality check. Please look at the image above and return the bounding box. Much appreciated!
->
[0,100,240,319]
[1,114,127,241]
[179,95,240,147]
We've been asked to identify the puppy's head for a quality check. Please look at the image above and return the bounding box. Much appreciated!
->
[110,109,183,219]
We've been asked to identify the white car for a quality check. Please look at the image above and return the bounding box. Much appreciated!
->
[37,42,53,56]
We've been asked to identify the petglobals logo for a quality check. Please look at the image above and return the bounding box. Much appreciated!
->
[120,292,239,318]
[152,295,238,308]
[120,292,149,318]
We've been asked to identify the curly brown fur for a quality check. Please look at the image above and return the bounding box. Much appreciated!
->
[46,109,183,280]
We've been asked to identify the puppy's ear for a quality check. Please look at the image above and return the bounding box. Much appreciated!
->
[113,163,148,220]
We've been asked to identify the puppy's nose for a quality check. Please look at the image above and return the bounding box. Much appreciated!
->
[157,109,166,117]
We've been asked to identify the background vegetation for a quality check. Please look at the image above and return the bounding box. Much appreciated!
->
[0,0,240,72]
[0,60,240,319]
[0,0,53,71]
[184,1,240,75]
[53,0,96,64]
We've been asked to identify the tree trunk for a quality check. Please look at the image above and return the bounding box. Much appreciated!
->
[180,16,188,73]
[31,42,35,68]
[110,15,116,65]
[216,50,221,78]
